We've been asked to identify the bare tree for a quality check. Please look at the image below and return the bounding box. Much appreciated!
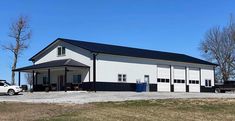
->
[24,73,33,89]
[2,16,32,84]
[200,17,235,82]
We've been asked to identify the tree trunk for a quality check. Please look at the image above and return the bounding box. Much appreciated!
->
[11,53,18,85]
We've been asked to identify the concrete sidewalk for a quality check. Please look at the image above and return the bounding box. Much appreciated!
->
[1,91,235,104]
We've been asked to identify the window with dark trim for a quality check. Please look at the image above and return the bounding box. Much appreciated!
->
[157,78,170,83]
[123,74,126,82]
[174,79,185,83]
[189,80,199,84]
[73,75,82,84]
[43,76,48,85]
[118,74,126,82]
[205,79,212,87]
[57,46,66,56]
[0,82,4,86]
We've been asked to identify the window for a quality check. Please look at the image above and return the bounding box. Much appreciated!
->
[57,46,66,56]
[123,74,126,82]
[43,77,48,85]
[118,74,127,82]
[174,79,185,83]
[0,82,4,86]
[118,74,122,81]
[157,78,170,83]
[189,80,199,84]
[205,79,212,87]
[73,75,82,84]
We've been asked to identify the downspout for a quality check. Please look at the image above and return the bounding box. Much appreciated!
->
[92,53,98,92]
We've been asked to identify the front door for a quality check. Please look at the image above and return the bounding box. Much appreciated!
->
[57,75,64,91]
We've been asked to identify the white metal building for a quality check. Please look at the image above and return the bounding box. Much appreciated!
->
[14,38,217,92]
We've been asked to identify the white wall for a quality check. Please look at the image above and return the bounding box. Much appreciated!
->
[96,53,215,85]
[201,68,214,86]
[96,54,157,84]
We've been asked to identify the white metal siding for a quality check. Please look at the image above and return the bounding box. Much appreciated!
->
[96,54,157,84]
[201,68,214,86]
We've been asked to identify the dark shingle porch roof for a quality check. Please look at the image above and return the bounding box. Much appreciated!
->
[13,59,89,71]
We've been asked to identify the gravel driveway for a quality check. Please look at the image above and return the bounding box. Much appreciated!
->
[1,91,235,104]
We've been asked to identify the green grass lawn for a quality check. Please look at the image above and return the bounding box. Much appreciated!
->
[1,99,235,121]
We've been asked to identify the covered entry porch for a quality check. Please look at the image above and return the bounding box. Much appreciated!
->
[14,59,92,92]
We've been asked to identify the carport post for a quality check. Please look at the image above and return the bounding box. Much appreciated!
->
[18,72,21,86]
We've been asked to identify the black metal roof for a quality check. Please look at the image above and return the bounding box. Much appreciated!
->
[14,59,89,71]
[30,38,217,66]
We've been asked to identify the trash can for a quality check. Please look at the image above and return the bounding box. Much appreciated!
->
[136,83,142,92]
[142,82,147,92]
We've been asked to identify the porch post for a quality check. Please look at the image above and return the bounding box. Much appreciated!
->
[18,72,21,86]
[64,67,67,92]
[35,72,38,86]
[32,70,35,92]
[48,69,50,84]
[89,68,91,91]
[93,53,97,92]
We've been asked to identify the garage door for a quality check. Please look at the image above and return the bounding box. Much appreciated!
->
[157,65,170,92]
[188,68,200,92]
[173,66,186,92]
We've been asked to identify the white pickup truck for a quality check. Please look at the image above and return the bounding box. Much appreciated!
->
[0,81,22,95]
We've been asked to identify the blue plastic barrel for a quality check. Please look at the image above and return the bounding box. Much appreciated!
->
[136,83,142,92]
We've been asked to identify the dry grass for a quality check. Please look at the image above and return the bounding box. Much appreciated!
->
[0,102,90,121]
[41,99,235,121]
[1,99,235,121]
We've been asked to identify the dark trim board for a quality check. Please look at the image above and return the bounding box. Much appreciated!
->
[171,84,174,92]
[33,82,215,92]
[186,85,189,92]
[149,84,157,91]
[33,82,158,92]
[200,86,215,92]
[83,82,136,91]
[78,82,158,91]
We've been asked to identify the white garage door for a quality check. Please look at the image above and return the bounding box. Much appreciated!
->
[157,65,170,92]
[189,68,200,92]
[173,66,186,92]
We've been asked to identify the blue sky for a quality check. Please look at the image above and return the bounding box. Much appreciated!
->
[0,0,234,84]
